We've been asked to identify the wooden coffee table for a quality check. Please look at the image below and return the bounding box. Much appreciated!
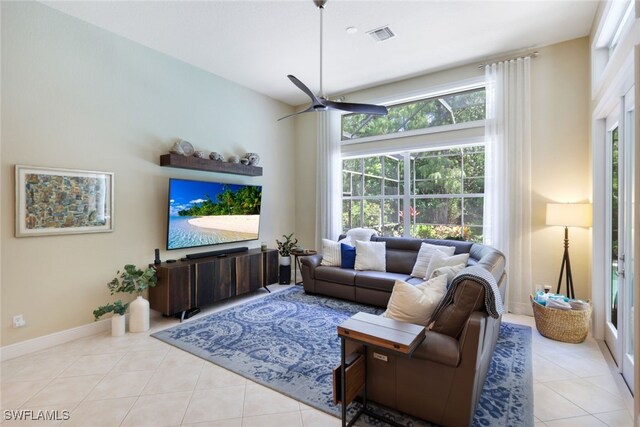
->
[336,312,425,427]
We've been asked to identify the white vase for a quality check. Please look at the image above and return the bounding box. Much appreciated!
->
[111,313,125,337]
[129,296,150,333]
[279,255,291,266]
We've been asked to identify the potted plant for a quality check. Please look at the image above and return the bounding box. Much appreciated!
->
[107,264,158,333]
[276,233,298,284]
[93,300,129,337]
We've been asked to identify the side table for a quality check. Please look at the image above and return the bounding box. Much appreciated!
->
[336,312,425,427]
[290,249,317,285]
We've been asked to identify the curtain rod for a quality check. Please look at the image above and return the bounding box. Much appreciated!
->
[478,51,539,69]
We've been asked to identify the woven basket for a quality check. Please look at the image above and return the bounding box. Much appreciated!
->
[530,295,591,343]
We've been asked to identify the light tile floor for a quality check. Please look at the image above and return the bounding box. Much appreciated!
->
[1,285,634,426]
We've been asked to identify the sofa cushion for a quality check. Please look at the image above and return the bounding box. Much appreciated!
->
[425,251,470,281]
[315,266,358,285]
[383,275,448,326]
[410,242,456,279]
[355,271,411,292]
[431,263,467,285]
[346,227,377,243]
[340,243,356,269]
[320,237,352,267]
[354,241,386,272]
[430,279,486,338]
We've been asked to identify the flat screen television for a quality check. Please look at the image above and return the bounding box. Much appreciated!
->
[166,178,262,251]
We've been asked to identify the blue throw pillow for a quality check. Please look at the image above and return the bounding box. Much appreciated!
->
[340,243,356,269]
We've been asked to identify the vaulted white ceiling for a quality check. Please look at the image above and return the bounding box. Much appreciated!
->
[43,0,600,106]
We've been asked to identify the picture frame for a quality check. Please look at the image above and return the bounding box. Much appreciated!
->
[15,165,114,237]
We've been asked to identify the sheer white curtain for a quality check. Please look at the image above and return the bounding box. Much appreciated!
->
[484,57,533,314]
[315,110,342,250]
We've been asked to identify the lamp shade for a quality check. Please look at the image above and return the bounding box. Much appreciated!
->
[546,203,593,227]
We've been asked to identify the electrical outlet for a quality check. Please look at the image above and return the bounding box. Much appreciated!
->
[12,315,26,328]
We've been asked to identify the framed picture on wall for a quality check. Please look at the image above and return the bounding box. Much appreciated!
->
[15,165,114,237]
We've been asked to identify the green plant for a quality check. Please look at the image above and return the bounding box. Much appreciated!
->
[276,233,298,257]
[93,264,157,321]
[108,264,158,295]
[93,300,129,320]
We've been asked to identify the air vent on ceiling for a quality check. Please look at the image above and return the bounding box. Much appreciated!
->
[367,26,395,42]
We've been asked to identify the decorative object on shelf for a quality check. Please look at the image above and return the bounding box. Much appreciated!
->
[546,203,592,299]
[193,150,207,159]
[104,264,158,333]
[276,233,298,284]
[209,152,225,161]
[228,155,240,163]
[170,139,195,156]
[169,141,185,155]
[15,165,114,237]
[240,158,250,165]
[93,300,129,336]
[244,153,260,166]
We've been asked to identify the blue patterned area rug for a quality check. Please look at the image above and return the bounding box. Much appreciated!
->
[152,286,533,427]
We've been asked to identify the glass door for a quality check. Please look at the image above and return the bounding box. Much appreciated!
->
[604,88,635,393]
[621,88,634,391]
[605,115,620,364]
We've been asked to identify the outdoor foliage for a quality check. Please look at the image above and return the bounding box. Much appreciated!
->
[342,88,486,140]
[178,185,261,216]
[342,147,485,242]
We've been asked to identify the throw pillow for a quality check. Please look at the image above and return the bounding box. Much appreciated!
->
[320,237,352,267]
[346,227,377,243]
[425,251,470,281]
[340,243,356,269]
[354,241,386,271]
[410,242,456,279]
[431,263,467,285]
[383,275,448,326]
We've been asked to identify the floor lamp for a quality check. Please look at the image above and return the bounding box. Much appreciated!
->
[546,203,593,299]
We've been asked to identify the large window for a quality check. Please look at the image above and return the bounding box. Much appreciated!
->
[342,87,485,141]
[342,146,485,242]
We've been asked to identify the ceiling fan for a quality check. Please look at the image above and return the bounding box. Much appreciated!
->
[278,0,388,121]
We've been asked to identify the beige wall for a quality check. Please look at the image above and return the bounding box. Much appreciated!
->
[295,37,593,306]
[1,2,295,346]
[530,38,592,301]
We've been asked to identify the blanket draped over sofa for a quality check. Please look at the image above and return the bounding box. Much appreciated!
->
[299,235,507,427]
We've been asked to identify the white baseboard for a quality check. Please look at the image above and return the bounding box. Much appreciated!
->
[1,319,110,361]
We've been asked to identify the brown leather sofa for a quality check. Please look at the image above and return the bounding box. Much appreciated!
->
[300,236,507,427]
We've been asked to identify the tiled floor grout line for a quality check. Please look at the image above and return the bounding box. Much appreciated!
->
[2,291,634,427]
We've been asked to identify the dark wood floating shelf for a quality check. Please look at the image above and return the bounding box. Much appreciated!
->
[160,153,263,176]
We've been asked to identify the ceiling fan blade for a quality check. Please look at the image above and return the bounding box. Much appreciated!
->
[277,105,316,121]
[323,99,388,116]
[288,75,323,106]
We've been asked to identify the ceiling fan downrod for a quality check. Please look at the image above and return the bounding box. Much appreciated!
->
[315,0,327,98]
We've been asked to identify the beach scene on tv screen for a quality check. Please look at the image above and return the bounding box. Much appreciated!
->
[168,180,261,250]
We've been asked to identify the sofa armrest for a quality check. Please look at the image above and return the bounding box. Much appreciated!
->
[300,254,323,294]
[300,254,323,274]
[412,331,460,367]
